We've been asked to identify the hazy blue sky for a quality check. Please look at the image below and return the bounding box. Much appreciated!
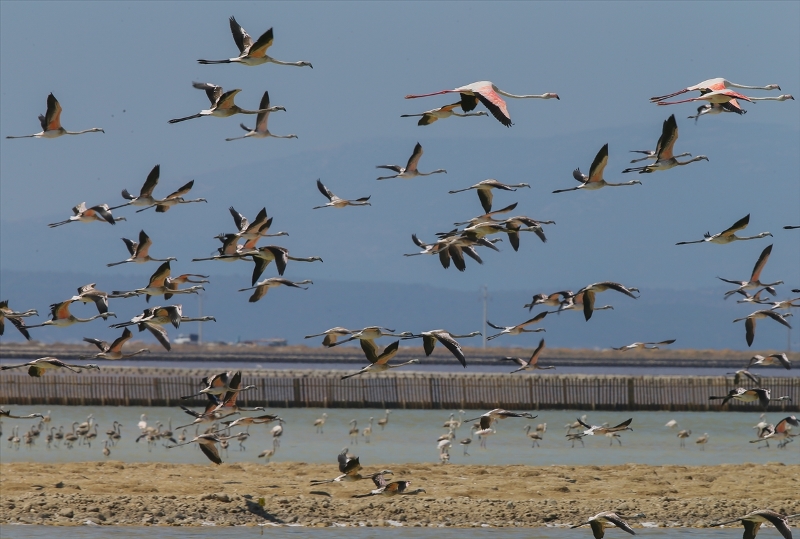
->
[1,2,798,348]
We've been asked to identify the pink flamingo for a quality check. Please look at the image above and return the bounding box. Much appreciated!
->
[656,88,754,106]
[405,81,558,127]
[650,78,781,102]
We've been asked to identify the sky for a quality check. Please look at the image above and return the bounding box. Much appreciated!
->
[1,2,799,348]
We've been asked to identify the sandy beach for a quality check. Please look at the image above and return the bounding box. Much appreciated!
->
[1,461,797,527]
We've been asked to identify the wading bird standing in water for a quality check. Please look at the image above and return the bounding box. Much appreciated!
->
[7,93,104,139]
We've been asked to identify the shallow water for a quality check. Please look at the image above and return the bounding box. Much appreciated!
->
[1,406,797,467]
[0,525,750,538]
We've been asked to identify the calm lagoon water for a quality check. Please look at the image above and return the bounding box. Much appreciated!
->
[1,406,797,467]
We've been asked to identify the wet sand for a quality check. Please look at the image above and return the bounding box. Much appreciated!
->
[1,461,798,527]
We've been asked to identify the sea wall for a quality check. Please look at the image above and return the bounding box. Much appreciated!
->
[1,370,797,411]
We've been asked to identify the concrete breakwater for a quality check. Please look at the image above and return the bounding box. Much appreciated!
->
[1,369,797,411]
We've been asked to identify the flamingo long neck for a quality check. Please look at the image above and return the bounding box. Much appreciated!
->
[728,83,779,91]
[749,95,793,101]
[66,128,103,135]
[405,90,454,99]
[391,360,418,368]
[494,88,550,99]
[675,156,707,165]
[604,180,640,187]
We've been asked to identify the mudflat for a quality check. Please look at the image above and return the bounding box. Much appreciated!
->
[1,461,798,527]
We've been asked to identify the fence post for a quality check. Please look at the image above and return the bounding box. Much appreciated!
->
[627,378,635,410]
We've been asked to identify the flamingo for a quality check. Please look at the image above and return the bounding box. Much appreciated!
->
[238,277,313,303]
[733,310,793,347]
[181,371,256,400]
[628,149,692,163]
[376,142,446,180]
[405,81,559,127]
[111,262,204,303]
[677,429,692,448]
[676,214,771,245]
[236,245,322,285]
[48,202,125,228]
[449,179,530,214]
[571,511,641,538]
[377,410,392,430]
[0,409,44,420]
[524,291,571,311]
[622,115,708,174]
[198,17,312,67]
[487,311,549,340]
[167,432,242,465]
[748,353,792,370]
[687,100,747,123]
[500,338,555,372]
[225,91,297,141]
[107,230,177,267]
[401,101,488,125]
[719,244,784,298]
[402,329,481,367]
[26,300,114,330]
[134,180,206,213]
[750,416,799,449]
[313,179,371,209]
[328,326,411,347]
[304,327,354,347]
[709,387,792,408]
[573,417,633,437]
[656,88,755,106]
[0,301,38,341]
[164,274,210,301]
[309,448,392,484]
[353,474,425,498]
[341,340,419,379]
[1,357,99,377]
[111,164,167,210]
[553,143,642,193]
[168,82,273,124]
[576,282,639,321]
[650,78,781,102]
[313,413,328,433]
[755,296,800,311]
[258,439,279,462]
[711,509,799,538]
[71,283,112,316]
[81,328,150,360]
[228,207,288,241]
[612,339,676,351]
[6,93,104,139]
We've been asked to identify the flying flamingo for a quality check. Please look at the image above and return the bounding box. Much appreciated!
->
[198,17,312,68]
[687,100,747,123]
[376,142,446,180]
[612,340,676,351]
[650,78,781,102]
[107,230,177,266]
[0,301,38,341]
[26,300,115,329]
[7,93,104,139]
[732,310,792,347]
[314,179,371,209]
[0,357,99,377]
[449,179,530,214]
[719,244,783,298]
[402,329,482,367]
[238,277,313,303]
[134,180,207,213]
[401,101,488,125]
[405,81,559,127]
[168,82,273,124]
[81,328,150,360]
[225,91,297,141]
[676,214,772,245]
[656,88,754,106]
[553,144,642,193]
[48,203,125,228]
[501,338,556,373]
[622,115,708,174]
[341,340,420,380]
[486,311,549,341]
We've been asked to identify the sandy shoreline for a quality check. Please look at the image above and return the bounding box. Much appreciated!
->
[1,462,797,527]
